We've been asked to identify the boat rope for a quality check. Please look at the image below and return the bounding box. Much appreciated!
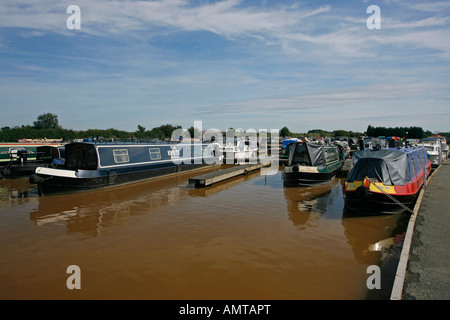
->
[365,177,415,214]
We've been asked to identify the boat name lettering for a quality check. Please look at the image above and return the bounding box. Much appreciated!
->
[168,150,180,157]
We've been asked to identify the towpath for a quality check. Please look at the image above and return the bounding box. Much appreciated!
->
[401,161,450,299]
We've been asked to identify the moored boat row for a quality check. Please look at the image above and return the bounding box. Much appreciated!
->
[280,135,436,215]
[29,141,222,195]
[1,132,444,217]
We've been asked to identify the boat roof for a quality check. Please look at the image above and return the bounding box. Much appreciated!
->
[349,146,428,185]
[68,141,191,147]
[353,146,426,163]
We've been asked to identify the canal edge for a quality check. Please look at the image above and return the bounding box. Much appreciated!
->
[389,162,443,300]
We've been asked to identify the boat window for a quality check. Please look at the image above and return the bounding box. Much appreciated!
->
[292,144,310,165]
[325,147,338,162]
[149,148,162,160]
[66,144,98,170]
[113,149,130,163]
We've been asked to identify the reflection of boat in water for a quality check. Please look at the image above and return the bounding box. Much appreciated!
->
[29,141,221,195]
[341,212,409,299]
[283,140,344,186]
[341,213,405,264]
[29,169,201,234]
[0,177,38,204]
[343,146,431,215]
[283,179,343,227]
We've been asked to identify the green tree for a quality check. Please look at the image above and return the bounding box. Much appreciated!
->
[280,126,291,137]
[33,113,60,129]
[137,124,146,133]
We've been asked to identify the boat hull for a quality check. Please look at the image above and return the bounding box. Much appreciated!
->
[283,169,338,187]
[32,162,209,196]
[343,188,418,215]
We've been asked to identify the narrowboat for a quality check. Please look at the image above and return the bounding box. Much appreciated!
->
[0,142,62,166]
[29,141,221,195]
[343,146,431,215]
[0,145,65,178]
[283,141,345,186]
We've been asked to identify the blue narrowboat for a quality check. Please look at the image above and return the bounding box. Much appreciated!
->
[29,141,221,195]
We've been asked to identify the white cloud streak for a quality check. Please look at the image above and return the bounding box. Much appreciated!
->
[0,0,330,37]
[1,0,449,59]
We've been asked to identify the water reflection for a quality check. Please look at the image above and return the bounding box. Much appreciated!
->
[0,177,38,209]
[283,180,336,227]
[29,167,218,235]
[0,166,411,299]
[188,168,261,198]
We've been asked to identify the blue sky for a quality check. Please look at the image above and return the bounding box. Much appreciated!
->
[0,0,449,134]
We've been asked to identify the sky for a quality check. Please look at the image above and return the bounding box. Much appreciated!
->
[0,0,449,134]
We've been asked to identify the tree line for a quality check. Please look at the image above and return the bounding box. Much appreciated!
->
[281,125,447,141]
[280,126,364,138]
[1,114,446,142]
[366,125,432,139]
[0,113,183,142]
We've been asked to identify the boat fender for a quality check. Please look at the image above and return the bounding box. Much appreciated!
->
[355,186,369,199]
[29,174,44,184]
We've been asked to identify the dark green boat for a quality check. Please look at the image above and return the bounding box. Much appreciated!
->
[283,141,345,186]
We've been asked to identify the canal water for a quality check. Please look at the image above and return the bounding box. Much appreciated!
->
[0,165,408,299]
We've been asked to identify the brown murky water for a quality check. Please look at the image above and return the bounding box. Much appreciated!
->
[0,165,407,300]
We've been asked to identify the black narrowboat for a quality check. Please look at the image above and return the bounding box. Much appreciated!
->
[29,141,220,195]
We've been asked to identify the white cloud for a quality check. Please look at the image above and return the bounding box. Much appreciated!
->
[195,82,438,115]
[407,1,450,12]
[0,0,330,38]
[2,1,450,60]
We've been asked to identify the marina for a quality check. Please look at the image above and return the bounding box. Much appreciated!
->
[0,136,447,300]
[2,0,450,304]
[0,161,415,300]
